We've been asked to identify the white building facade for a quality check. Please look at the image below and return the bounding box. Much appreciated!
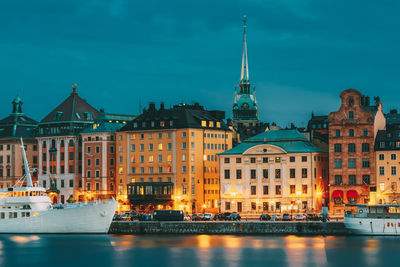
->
[219,129,329,216]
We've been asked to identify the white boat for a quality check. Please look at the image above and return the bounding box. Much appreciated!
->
[0,138,118,233]
[344,203,400,235]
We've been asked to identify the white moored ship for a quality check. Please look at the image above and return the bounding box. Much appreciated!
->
[0,138,118,233]
[344,203,400,235]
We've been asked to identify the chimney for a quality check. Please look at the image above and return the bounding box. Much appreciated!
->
[160,102,165,110]
[149,102,156,111]
[390,109,398,114]
[366,96,370,106]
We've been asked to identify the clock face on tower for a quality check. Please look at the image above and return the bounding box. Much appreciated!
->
[242,103,249,109]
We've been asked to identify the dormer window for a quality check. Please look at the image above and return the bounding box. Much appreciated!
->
[151,121,155,127]
[75,112,81,119]
[201,121,207,127]
[169,120,173,127]
[142,122,146,127]
[83,112,92,120]
[133,122,138,128]
[54,111,63,120]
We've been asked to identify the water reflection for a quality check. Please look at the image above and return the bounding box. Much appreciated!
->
[0,235,398,266]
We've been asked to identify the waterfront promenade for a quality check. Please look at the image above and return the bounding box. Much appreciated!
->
[109,221,350,235]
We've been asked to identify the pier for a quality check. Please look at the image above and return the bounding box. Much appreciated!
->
[109,221,350,235]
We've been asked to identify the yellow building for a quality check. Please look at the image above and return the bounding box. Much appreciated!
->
[116,103,232,213]
[374,128,400,204]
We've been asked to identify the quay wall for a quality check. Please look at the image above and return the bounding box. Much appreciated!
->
[109,221,350,235]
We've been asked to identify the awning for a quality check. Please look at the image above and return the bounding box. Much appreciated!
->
[347,190,358,198]
[332,190,343,198]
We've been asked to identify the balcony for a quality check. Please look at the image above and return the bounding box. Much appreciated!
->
[127,182,173,205]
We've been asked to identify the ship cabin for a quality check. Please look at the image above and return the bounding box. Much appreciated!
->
[0,187,47,197]
[345,204,400,219]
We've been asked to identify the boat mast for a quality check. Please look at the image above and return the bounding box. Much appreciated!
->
[20,137,33,187]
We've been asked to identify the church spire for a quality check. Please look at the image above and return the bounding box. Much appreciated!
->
[239,15,250,94]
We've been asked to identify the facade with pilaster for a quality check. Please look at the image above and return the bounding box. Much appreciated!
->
[36,85,101,203]
[219,129,328,217]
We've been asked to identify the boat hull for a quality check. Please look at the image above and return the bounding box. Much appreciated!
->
[0,200,118,234]
[344,216,400,235]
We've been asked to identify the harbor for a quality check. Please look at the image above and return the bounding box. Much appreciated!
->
[109,221,350,235]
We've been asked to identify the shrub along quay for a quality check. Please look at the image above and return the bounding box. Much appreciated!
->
[109,221,350,235]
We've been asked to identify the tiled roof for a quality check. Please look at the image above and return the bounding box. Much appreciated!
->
[220,129,326,155]
[0,96,38,139]
[40,87,100,124]
[81,122,126,134]
[247,129,307,142]
[120,103,229,132]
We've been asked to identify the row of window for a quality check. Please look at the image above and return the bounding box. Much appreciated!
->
[378,166,398,176]
[131,166,174,174]
[224,168,309,179]
[43,139,76,148]
[224,201,308,212]
[43,165,75,174]
[333,128,368,137]
[0,212,33,219]
[224,156,312,164]
[248,185,308,195]
[334,158,370,168]
[333,143,370,153]
[131,177,172,183]
[378,154,397,161]
[204,143,228,150]
[43,152,75,161]
[334,175,370,185]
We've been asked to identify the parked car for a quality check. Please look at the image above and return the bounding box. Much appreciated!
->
[128,212,138,221]
[153,210,184,221]
[260,214,271,221]
[270,214,280,221]
[228,213,241,221]
[295,213,305,221]
[213,213,231,221]
[192,213,203,221]
[138,214,153,221]
[306,214,319,221]
[119,214,131,221]
[282,213,292,221]
[184,214,191,221]
[202,213,214,221]
[319,213,330,222]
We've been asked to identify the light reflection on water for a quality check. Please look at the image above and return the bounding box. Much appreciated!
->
[0,234,399,267]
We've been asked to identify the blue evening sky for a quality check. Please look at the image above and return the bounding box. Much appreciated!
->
[1,0,400,127]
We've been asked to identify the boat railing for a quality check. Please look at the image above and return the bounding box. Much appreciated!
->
[345,211,400,219]
[52,199,115,209]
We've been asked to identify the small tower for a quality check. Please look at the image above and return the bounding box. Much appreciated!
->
[12,94,23,114]
[232,15,258,127]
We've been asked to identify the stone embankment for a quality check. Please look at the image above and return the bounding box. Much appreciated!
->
[109,221,350,235]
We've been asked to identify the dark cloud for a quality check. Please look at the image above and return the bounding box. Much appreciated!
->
[0,0,399,126]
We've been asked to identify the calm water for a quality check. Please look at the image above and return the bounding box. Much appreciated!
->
[0,234,399,267]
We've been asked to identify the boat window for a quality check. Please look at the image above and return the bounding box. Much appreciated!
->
[33,212,38,217]
[0,212,4,219]
[26,212,30,217]
[29,192,33,196]
[22,212,25,217]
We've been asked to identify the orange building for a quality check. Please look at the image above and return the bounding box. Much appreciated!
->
[116,103,232,213]
[80,113,136,203]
